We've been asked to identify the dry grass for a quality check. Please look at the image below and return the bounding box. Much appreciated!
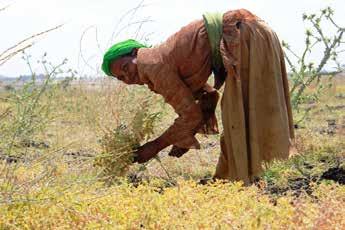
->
[0,76,344,229]
[94,100,161,180]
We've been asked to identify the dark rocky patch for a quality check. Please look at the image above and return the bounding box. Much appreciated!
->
[263,176,316,198]
[263,165,344,198]
[321,167,345,185]
[63,149,95,158]
[326,105,345,110]
[127,173,144,187]
[335,94,345,99]
[0,154,23,163]
[314,119,340,135]
[20,140,50,149]
[262,154,344,198]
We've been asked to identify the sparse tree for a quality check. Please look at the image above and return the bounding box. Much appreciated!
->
[283,7,344,113]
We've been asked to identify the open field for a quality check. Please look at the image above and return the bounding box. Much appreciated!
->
[0,75,344,229]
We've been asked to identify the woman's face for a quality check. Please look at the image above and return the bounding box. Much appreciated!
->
[109,56,142,85]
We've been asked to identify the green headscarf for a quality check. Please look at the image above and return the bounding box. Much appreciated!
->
[101,39,147,76]
[202,12,224,73]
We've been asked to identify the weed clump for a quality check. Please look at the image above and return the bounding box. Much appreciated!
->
[94,104,161,181]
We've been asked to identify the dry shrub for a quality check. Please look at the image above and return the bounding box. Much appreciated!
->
[94,100,161,181]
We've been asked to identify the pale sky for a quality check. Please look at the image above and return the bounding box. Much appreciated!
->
[0,0,344,77]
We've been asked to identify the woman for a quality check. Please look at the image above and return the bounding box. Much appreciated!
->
[102,9,295,184]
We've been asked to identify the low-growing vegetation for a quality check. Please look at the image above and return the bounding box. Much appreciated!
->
[0,73,344,229]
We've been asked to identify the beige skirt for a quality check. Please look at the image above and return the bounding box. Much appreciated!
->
[214,15,295,184]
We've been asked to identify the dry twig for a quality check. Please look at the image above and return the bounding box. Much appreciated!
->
[0,24,63,66]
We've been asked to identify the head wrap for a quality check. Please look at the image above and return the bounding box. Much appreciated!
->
[101,39,147,76]
[202,12,224,73]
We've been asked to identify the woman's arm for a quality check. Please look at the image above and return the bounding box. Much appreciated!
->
[169,84,220,158]
[196,84,219,134]
[134,70,204,163]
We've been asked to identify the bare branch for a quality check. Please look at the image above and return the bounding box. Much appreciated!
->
[78,26,99,72]
[309,40,319,50]
[328,16,345,32]
[0,4,10,13]
[78,0,154,75]
[107,0,150,46]
[284,52,297,74]
[284,45,301,61]
[0,24,63,65]
[0,44,32,66]
[138,31,154,42]
[112,19,153,42]
[310,18,330,49]
[95,27,102,54]
[299,37,313,73]
[316,30,343,73]
[134,16,151,39]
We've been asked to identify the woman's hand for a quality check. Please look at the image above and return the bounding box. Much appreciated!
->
[133,141,161,164]
[197,113,219,134]
[196,89,219,134]
[168,146,189,158]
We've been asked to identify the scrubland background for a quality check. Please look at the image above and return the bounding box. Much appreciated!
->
[0,3,345,230]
